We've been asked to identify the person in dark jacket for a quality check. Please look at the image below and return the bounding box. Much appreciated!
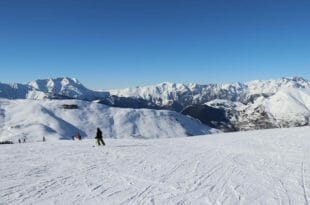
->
[76,132,81,140]
[95,128,105,146]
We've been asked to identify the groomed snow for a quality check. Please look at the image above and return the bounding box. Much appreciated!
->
[1,126,310,204]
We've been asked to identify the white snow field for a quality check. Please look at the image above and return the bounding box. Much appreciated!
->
[1,126,310,205]
[0,99,215,142]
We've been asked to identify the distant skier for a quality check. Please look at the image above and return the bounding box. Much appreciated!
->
[18,139,21,144]
[76,132,81,140]
[23,138,26,143]
[43,136,46,142]
[95,128,105,146]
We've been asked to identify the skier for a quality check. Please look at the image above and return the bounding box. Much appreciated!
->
[95,128,105,146]
[18,139,21,144]
[43,136,46,142]
[76,132,81,140]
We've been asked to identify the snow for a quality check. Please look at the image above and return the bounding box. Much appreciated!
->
[204,88,310,130]
[255,88,310,126]
[1,76,310,133]
[1,76,309,105]
[109,77,310,107]
[0,99,215,142]
[27,77,109,100]
[1,126,310,204]
[263,88,310,115]
[0,77,110,100]
[246,77,310,95]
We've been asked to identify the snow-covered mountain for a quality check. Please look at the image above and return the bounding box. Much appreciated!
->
[1,76,309,106]
[110,77,310,107]
[28,77,109,100]
[0,82,31,99]
[1,76,310,132]
[0,77,162,110]
[203,88,310,131]
[0,77,109,100]
[109,77,310,131]
[0,99,216,142]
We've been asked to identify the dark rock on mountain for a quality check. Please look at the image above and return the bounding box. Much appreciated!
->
[181,104,236,132]
[98,95,160,109]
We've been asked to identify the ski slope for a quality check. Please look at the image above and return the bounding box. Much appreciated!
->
[1,126,310,205]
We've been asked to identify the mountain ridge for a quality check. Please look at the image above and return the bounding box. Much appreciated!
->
[109,76,310,107]
[1,76,309,132]
[0,99,216,141]
[0,76,309,102]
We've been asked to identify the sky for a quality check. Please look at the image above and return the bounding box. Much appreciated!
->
[0,0,309,89]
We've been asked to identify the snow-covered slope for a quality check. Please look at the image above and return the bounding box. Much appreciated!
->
[205,88,310,130]
[260,88,310,126]
[0,99,216,142]
[246,76,310,95]
[1,76,310,132]
[1,126,310,204]
[28,77,109,100]
[0,77,109,100]
[110,81,247,107]
[0,82,30,99]
[1,76,309,105]
[110,77,310,107]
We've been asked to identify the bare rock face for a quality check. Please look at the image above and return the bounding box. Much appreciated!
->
[181,104,236,132]
[61,104,79,109]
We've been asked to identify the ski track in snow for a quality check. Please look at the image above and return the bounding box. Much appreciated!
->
[1,126,310,205]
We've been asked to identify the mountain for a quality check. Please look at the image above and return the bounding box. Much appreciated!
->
[0,77,163,109]
[181,104,236,132]
[203,88,310,131]
[0,77,111,100]
[0,76,309,132]
[0,82,30,99]
[110,77,310,131]
[0,77,108,100]
[0,99,217,141]
[2,76,309,107]
[28,77,110,100]
[109,77,310,107]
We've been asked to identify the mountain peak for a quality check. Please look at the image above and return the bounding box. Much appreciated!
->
[28,77,79,93]
[290,76,307,82]
[156,81,176,87]
[24,77,108,100]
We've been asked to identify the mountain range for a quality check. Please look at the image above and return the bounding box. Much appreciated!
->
[0,99,215,141]
[0,76,309,134]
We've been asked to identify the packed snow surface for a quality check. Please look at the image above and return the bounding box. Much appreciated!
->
[1,126,310,204]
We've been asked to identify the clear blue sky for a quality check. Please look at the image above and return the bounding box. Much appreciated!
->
[0,0,309,89]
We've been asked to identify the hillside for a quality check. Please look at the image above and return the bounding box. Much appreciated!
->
[1,126,310,204]
[1,76,310,132]
[203,88,310,130]
[0,99,215,142]
[109,77,310,107]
